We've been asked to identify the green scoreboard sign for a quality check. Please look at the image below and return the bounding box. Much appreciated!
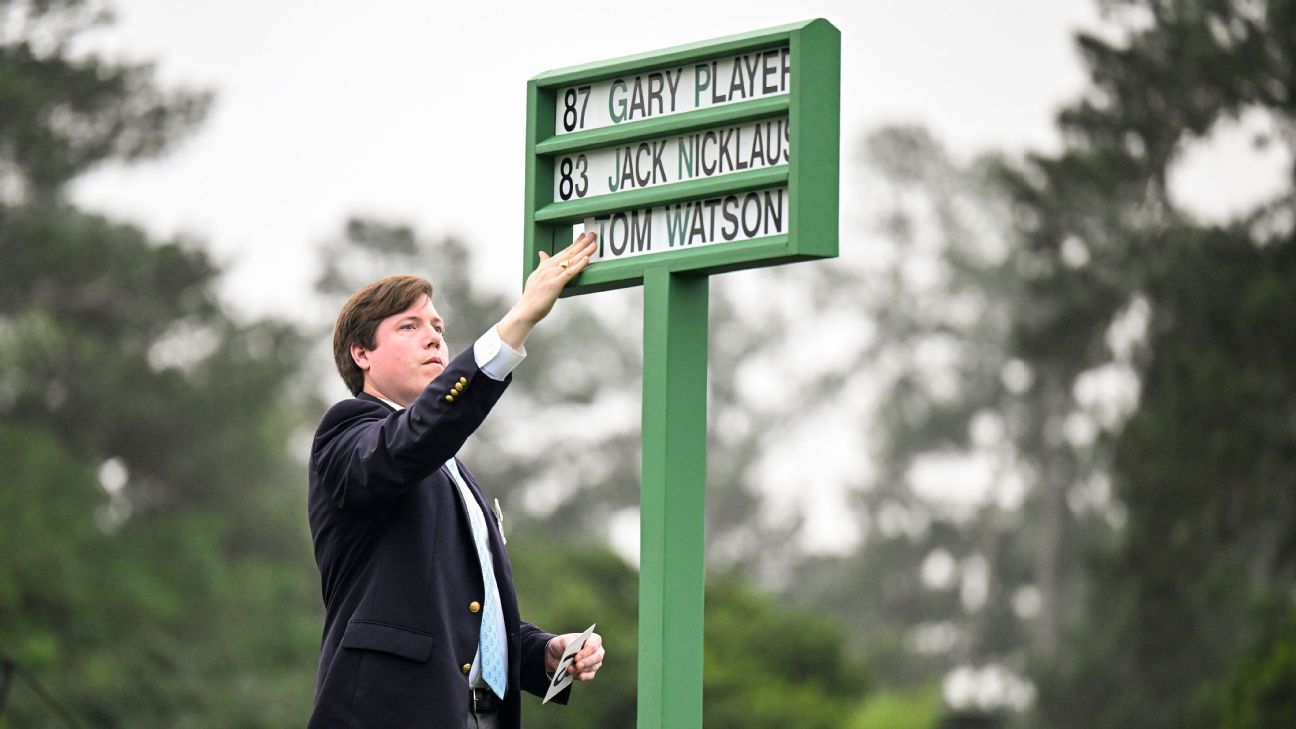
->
[523,20,840,729]
[524,18,840,294]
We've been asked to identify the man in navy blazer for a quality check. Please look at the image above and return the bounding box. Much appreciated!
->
[307,233,603,728]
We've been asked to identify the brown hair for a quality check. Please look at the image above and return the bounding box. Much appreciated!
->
[332,275,434,395]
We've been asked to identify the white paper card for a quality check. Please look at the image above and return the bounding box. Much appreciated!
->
[542,623,596,704]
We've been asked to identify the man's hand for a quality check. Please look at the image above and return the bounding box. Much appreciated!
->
[545,630,605,682]
[497,232,597,350]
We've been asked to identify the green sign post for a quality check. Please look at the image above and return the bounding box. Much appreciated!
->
[524,19,840,728]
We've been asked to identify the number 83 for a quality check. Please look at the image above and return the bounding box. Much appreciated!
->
[558,154,588,201]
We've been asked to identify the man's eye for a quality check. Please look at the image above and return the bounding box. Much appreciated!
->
[400,323,415,330]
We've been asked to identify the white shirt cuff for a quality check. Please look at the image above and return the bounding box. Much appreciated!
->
[473,325,526,381]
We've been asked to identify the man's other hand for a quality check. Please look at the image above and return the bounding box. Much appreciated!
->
[545,630,605,682]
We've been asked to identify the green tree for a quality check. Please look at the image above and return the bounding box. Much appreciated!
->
[993,2,1296,727]
[0,0,209,204]
[1,2,319,727]
[784,3,1296,726]
[779,124,1049,695]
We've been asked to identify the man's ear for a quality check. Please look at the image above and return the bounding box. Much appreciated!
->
[350,343,371,372]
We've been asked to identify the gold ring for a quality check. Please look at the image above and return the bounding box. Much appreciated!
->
[559,261,570,269]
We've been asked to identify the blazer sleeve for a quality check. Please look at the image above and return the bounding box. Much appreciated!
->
[519,621,571,704]
[312,348,510,510]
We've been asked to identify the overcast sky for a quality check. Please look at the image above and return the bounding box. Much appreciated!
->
[70,0,1103,318]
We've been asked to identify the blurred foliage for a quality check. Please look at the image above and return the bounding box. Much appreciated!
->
[773,0,1296,726]
[1213,604,1296,729]
[1,3,320,728]
[779,124,1046,695]
[0,0,209,203]
[851,684,943,729]
[702,575,867,729]
[511,542,867,729]
[1007,2,1296,727]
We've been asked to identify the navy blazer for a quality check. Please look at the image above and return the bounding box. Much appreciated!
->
[307,347,563,728]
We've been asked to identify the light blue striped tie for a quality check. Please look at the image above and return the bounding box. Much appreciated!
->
[464,493,507,698]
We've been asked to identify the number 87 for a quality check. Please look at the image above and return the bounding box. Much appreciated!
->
[561,86,591,132]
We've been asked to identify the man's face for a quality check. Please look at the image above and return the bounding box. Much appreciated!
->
[351,295,449,407]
